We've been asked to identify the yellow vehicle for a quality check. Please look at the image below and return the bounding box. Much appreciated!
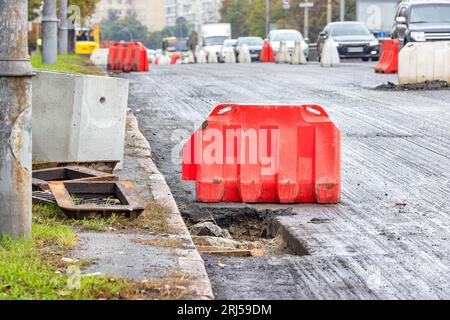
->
[75,25,100,55]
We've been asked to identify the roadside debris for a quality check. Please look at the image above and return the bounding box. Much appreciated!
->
[375,80,450,91]
[190,222,232,239]
[188,213,296,258]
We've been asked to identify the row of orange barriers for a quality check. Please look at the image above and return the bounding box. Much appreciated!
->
[107,42,149,73]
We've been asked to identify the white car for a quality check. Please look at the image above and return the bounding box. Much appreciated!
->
[267,29,309,60]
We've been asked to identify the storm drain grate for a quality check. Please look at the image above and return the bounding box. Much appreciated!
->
[32,190,56,204]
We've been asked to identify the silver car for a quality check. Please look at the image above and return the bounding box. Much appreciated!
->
[267,29,309,60]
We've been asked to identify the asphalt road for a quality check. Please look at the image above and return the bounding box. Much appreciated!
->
[122,61,450,299]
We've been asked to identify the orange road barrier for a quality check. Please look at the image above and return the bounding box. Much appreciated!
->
[375,39,399,74]
[260,40,275,63]
[171,52,182,64]
[182,104,341,203]
[107,42,149,72]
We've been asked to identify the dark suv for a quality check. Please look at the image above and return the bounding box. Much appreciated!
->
[392,0,450,48]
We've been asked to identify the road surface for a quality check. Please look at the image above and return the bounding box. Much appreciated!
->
[122,61,450,299]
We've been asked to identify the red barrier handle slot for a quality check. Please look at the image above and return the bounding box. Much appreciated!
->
[299,104,331,123]
[213,105,234,116]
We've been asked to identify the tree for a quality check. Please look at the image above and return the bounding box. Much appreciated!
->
[69,0,100,22]
[28,0,100,23]
[221,0,357,42]
[100,11,149,44]
[28,0,42,21]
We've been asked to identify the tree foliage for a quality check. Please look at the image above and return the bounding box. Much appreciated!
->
[28,0,100,23]
[28,0,42,21]
[100,11,149,42]
[221,0,356,41]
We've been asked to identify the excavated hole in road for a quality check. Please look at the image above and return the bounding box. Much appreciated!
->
[181,204,309,257]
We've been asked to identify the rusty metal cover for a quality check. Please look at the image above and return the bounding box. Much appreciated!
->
[48,181,145,219]
[32,166,117,191]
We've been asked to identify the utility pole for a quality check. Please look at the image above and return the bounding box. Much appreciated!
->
[0,0,33,239]
[42,0,58,64]
[299,1,314,41]
[340,0,345,22]
[58,0,68,55]
[327,0,332,24]
[265,0,270,36]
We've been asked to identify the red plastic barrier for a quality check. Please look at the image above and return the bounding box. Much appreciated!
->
[182,104,341,204]
[375,39,399,74]
[260,41,275,63]
[107,42,149,72]
[171,53,182,64]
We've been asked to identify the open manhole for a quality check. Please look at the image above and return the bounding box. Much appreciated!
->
[182,204,309,257]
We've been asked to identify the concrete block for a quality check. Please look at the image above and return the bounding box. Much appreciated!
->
[207,50,218,63]
[321,38,340,67]
[276,41,289,64]
[224,47,236,64]
[90,48,109,67]
[197,49,207,64]
[291,41,307,65]
[32,71,129,168]
[399,41,450,84]
[238,44,252,63]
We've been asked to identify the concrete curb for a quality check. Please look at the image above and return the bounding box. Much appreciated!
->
[126,111,214,300]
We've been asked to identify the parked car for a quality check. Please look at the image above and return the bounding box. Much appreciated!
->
[317,21,380,61]
[219,39,237,62]
[392,0,450,48]
[235,37,265,61]
[267,29,309,60]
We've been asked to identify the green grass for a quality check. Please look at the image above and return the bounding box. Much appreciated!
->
[33,203,127,232]
[0,204,190,299]
[0,212,132,300]
[31,54,106,76]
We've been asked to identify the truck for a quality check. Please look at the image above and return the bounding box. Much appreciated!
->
[356,0,399,37]
[201,23,232,59]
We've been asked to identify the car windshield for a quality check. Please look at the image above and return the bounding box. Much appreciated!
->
[270,31,303,42]
[175,39,189,51]
[330,24,371,36]
[238,38,264,46]
[410,4,450,23]
[204,36,228,46]
[223,40,237,47]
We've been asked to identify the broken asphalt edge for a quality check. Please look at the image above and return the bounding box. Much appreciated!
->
[126,110,214,300]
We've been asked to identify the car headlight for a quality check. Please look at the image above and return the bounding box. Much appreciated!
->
[369,39,379,46]
[411,31,426,41]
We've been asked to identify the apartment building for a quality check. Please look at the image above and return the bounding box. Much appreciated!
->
[92,0,166,32]
[165,0,222,27]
